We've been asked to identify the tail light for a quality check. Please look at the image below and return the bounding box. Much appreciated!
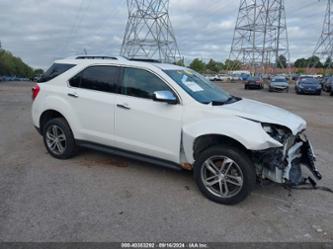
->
[32,84,40,101]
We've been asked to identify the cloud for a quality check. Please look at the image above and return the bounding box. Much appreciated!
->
[0,0,326,68]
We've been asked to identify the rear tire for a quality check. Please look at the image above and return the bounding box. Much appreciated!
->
[193,145,256,205]
[42,118,77,159]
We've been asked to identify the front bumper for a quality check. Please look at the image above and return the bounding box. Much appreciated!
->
[270,86,289,92]
[246,83,262,88]
[298,88,321,94]
[255,133,322,185]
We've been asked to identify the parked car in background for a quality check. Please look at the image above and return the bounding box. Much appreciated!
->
[219,74,232,82]
[240,73,250,81]
[207,75,220,81]
[292,74,300,81]
[329,79,333,96]
[322,77,333,92]
[320,76,329,88]
[231,74,241,81]
[33,75,42,82]
[245,76,264,90]
[1,76,15,81]
[295,75,314,87]
[229,71,251,81]
[295,78,322,95]
[269,77,289,92]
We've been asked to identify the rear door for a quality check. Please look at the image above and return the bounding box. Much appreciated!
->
[114,67,183,163]
[67,65,121,146]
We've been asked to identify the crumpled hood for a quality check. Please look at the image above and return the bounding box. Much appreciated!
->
[221,99,306,135]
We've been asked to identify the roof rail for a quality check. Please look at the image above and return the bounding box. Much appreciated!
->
[128,58,161,63]
[75,56,118,60]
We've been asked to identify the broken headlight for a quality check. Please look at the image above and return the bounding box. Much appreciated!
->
[262,123,292,144]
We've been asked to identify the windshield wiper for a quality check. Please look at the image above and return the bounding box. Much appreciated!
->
[211,100,226,106]
[211,96,241,106]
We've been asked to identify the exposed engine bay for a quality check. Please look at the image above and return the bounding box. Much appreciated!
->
[254,124,322,186]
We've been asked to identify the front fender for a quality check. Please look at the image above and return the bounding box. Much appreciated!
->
[182,117,282,163]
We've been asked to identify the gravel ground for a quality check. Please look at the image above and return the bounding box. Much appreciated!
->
[0,81,332,242]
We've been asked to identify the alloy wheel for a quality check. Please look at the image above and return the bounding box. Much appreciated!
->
[45,125,67,155]
[201,156,244,198]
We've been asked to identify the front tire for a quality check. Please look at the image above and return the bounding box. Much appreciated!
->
[193,145,256,205]
[42,118,77,159]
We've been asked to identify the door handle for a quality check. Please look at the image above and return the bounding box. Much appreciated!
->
[68,92,79,98]
[117,104,131,110]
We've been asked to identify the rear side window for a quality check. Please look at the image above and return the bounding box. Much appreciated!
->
[69,66,121,94]
[40,63,75,82]
[121,67,171,99]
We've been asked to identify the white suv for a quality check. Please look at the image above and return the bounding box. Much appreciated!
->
[32,56,322,204]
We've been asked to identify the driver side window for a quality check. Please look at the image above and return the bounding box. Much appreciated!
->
[121,67,171,99]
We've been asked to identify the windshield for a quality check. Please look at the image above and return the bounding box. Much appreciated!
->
[164,69,236,105]
[272,78,287,82]
[301,79,320,85]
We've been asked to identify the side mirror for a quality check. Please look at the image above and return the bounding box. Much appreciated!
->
[153,91,178,105]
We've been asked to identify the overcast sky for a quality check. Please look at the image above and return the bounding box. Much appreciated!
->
[0,0,325,69]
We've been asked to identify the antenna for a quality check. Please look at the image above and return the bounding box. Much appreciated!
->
[229,0,290,73]
[120,0,182,63]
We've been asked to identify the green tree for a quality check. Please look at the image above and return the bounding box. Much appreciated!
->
[294,58,307,68]
[174,59,185,67]
[324,57,333,69]
[0,50,34,78]
[189,58,206,73]
[224,59,241,70]
[277,55,287,68]
[206,59,219,73]
[308,56,322,68]
[34,68,44,76]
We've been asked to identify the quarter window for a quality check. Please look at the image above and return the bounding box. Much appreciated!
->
[69,66,121,94]
[40,63,75,82]
[121,67,171,99]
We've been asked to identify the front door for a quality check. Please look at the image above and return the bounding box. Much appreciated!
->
[114,67,183,163]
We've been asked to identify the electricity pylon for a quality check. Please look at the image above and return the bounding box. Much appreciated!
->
[120,0,182,63]
[229,0,290,73]
[313,0,333,73]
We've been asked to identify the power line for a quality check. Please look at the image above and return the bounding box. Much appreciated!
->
[61,0,91,54]
[312,0,333,72]
[229,0,290,73]
[120,0,182,63]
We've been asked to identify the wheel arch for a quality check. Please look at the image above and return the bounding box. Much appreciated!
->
[40,110,65,133]
[192,134,249,161]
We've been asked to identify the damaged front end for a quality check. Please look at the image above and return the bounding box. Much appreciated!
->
[253,124,322,186]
